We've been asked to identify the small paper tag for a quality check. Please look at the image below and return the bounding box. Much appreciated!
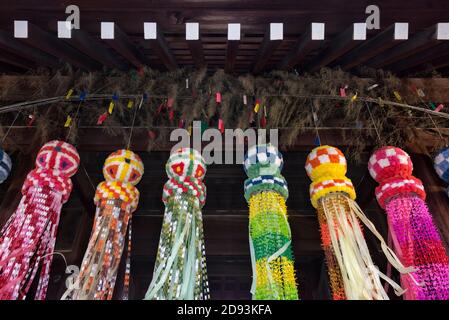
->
[64,115,72,128]
[127,100,134,109]
[108,101,115,114]
[65,88,74,100]
[435,104,444,112]
[340,87,346,97]
[216,92,222,103]
[243,94,247,105]
[393,91,402,101]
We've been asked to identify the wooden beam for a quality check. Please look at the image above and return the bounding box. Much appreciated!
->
[336,24,403,71]
[103,24,148,69]
[253,26,282,74]
[307,24,365,73]
[187,40,206,68]
[368,24,441,68]
[0,49,35,70]
[278,25,319,71]
[148,28,178,71]
[20,23,99,70]
[225,40,239,73]
[0,30,59,68]
[69,29,127,70]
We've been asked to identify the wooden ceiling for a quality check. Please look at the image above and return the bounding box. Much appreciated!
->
[1,1,449,75]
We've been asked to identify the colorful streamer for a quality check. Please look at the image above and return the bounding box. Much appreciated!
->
[145,148,209,300]
[369,146,449,299]
[305,145,408,300]
[433,146,449,197]
[61,149,143,300]
[0,148,12,184]
[244,144,298,300]
[0,140,79,299]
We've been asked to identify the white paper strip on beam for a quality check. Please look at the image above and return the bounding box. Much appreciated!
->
[311,23,325,40]
[144,22,157,39]
[270,23,283,40]
[101,22,115,39]
[14,20,28,38]
[437,23,449,40]
[228,23,241,40]
[57,21,72,39]
[394,23,409,40]
[186,22,200,40]
[353,22,367,40]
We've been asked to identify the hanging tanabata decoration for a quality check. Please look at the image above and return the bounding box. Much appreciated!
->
[0,140,79,300]
[145,148,209,300]
[0,148,12,184]
[61,149,143,300]
[369,146,449,299]
[305,145,411,300]
[244,144,298,300]
[433,146,449,198]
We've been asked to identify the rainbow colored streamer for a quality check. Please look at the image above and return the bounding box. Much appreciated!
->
[61,149,143,300]
[145,148,209,300]
[244,144,298,300]
[369,146,449,300]
[306,145,408,300]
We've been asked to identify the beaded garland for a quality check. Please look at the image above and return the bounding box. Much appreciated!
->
[244,144,298,300]
[61,149,143,300]
[433,146,449,196]
[0,140,79,300]
[145,148,209,300]
[369,146,449,300]
[0,148,12,184]
[306,145,406,300]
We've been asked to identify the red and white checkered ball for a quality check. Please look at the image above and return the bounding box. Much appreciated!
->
[368,146,413,183]
[35,140,80,177]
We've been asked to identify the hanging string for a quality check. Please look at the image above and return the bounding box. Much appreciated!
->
[364,101,382,144]
[66,100,84,141]
[1,110,21,145]
[310,98,322,146]
[408,90,447,148]
[126,95,143,150]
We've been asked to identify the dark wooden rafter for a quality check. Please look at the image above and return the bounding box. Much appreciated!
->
[0,30,59,68]
[0,49,35,70]
[148,27,178,71]
[307,24,365,73]
[225,40,239,73]
[278,25,320,71]
[368,24,442,68]
[335,24,405,71]
[103,24,149,69]
[19,23,99,70]
[253,25,282,74]
[395,42,449,74]
[69,29,127,70]
[187,40,205,68]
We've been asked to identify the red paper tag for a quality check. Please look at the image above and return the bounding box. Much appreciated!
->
[169,110,174,121]
[148,130,157,140]
[218,118,224,133]
[340,88,346,97]
[216,92,222,103]
[167,98,174,108]
[435,104,444,112]
[178,119,185,128]
[260,116,267,128]
[97,112,108,125]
